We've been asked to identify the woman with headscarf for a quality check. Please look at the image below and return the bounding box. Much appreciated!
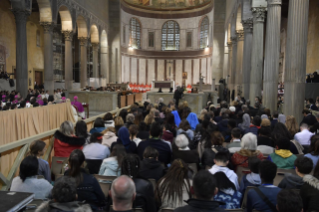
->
[278,114,286,124]
[171,110,181,127]
[238,113,250,132]
[186,112,199,130]
[111,126,137,154]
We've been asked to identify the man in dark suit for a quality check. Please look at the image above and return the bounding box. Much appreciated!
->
[301,109,318,126]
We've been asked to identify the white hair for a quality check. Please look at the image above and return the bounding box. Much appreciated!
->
[241,133,257,151]
[159,98,164,103]
[59,121,74,136]
[175,134,189,149]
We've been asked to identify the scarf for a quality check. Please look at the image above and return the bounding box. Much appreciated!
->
[275,149,293,158]
[186,112,199,130]
[171,110,181,127]
[117,126,131,149]
[278,114,286,124]
[237,149,261,157]
[239,113,250,130]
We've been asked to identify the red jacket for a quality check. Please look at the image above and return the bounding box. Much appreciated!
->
[54,131,85,157]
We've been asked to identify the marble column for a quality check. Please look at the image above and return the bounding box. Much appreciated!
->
[41,22,54,94]
[62,30,74,91]
[236,30,244,97]
[230,37,237,99]
[284,0,309,124]
[227,42,232,87]
[249,7,267,102]
[79,37,88,88]
[12,9,30,98]
[263,0,282,113]
[242,19,253,100]
[223,46,229,79]
[100,44,108,83]
[92,43,99,78]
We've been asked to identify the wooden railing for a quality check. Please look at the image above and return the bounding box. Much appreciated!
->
[0,105,131,190]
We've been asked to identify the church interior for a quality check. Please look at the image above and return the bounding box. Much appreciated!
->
[0,0,319,211]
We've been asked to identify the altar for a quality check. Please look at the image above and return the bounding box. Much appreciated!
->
[151,81,175,92]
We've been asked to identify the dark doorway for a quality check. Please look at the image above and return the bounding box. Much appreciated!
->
[35,71,43,86]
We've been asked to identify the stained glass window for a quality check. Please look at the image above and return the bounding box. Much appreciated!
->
[130,18,141,49]
[162,21,180,51]
[200,17,209,49]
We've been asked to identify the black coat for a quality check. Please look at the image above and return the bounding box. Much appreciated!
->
[301,114,318,126]
[257,136,275,147]
[64,169,106,211]
[133,178,157,212]
[139,158,165,181]
[300,175,319,212]
[174,199,225,212]
[201,146,229,168]
[172,149,200,164]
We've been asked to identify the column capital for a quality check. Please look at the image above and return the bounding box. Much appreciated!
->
[79,37,88,46]
[236,30,244,41]
[92,43,99,50]
[61,30,74,41]
[252,7,267,23]
[40,22,54,34]
[11,9,30,24]
[242,18,253,33]
[231,36,237,44]
[266,0,282,6]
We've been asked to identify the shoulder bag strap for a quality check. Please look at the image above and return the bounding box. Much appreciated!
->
[253,187,277,212]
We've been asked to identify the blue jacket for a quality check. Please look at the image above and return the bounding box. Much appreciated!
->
[137,138,171,165]
[246,185,281,212]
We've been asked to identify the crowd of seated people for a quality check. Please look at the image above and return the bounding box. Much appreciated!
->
[7,96,319,212]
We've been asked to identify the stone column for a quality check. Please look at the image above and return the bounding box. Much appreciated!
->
[284,0,309,124]
[12,9,30,98]
[249,7,267,102]
[62,30,74,91]
[79,37,88,89]
[227,42,232,87]
[242,19,253,100]
[41,22,54,94]
[230,37,237,99]
[92,43,99,78]
[236,30,244,97]
[263,0,282,113]
[100,44,108,83]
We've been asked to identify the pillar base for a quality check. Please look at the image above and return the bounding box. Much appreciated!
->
[283,82,305,124]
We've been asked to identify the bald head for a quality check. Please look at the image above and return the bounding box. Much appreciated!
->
[111,175,136,210]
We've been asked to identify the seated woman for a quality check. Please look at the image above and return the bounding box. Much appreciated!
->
[172,134,199,164]
[156,159,192,211]
[176,120,194,141]
[231,133,264,168]
[305,135,319,168]
[75,120,90,145]
[99,143,126,176]
[114,116,124,135]
[139,146,165,181]
[83,133,110,174]
[65,149,106,211]
[111,127,137,154]
[10,156,53,199]
[103,112,114,129]
[54,121,86,157]
[121,154,156,212]
[29,140,51,182]
[129,124,142,146]
[136,122,150,140]
[102,127,118,148]
[201,131,229,168]
[89,117,106,134]
[36,176,92,211]
[213,171,242,209]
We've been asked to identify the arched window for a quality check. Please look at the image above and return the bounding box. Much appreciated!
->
[130,18,141,49]
[200,17,209,49]
[162,21,180,51]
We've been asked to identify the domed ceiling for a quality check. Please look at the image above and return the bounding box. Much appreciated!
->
[124,0,212,10]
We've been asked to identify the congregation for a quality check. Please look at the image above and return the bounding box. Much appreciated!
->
[7,95,319,212]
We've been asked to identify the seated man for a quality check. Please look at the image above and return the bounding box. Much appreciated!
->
[227,127,242,153]
[294,123,314,146]
[268,137,297,169]
[239,157,261,194]
[137,122,171,165]
[277,189,303,212]
[110,175,136,212]
[36,176,92,212]
[246,160,281,212]
[209,151,239,190]
[174,170,225,212]
[278,156,313,189]
[300,109,317,127]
